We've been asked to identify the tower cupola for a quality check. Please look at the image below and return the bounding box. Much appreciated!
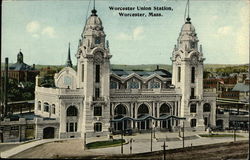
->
[80,7,106,51]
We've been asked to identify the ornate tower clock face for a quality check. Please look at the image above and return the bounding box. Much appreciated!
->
[191,56,198,64]
[94,52,103,63]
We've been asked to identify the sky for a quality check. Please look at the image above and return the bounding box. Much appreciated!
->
[2,0,249,66]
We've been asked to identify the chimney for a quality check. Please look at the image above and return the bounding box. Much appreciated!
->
[156,65,159,70]
[4,58,9,117]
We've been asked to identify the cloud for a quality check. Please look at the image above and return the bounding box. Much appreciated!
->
[26,21,56,38]
[217,26,232,36]
[26,21,40,33]
[133,26,144,40]
[117,26,144,41]
[235,5,249,63]
[42,26,56,38]
[32,34,40,38]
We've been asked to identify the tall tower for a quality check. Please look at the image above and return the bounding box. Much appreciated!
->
[171,8,205,130]
[76,7,112,137]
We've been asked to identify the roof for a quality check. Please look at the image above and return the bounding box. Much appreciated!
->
[6,112,56,121]
[110,115,185,122]
[232,83,250,92]
[111,69,172,78]
[9,62,34,71]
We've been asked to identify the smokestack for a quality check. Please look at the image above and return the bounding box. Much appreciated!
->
[156,65,159,70]
[4,57,9,117]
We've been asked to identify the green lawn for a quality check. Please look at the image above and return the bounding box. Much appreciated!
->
[199,134,244,138]
[86,139,126,149]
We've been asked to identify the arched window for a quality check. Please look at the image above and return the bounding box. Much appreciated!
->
[160,103,171,115]
[137,104,149,117]
[38,101,41,110]
[67,106,78,116]
[52,104,55,114]
[190,104,196,113]
[44,102,49,112]
[114,104,127,116]
[203,103,211,112]
[94,123,102,132]
[190,119,196,127]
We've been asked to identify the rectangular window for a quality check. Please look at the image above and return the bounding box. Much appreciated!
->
[70,123,74,132]
[94,106,102,116]
[178,67,181,82]
[95,88,100,98]
[66,123,69,132]
[191,88,195,99]
[191,67,195,83]
[75,123,77,132]
[82,64,84,82]
[96,65,100,83]
[190,104,197,113]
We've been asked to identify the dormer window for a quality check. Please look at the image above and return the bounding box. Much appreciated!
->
[95,37,101,44]
[150,81,160,89]
[128,80,140,89]
[110,81,118,89]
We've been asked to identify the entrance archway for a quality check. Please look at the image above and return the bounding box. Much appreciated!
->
[160,103,171,130]
[43,127,55,139]
[114,104,129,131]
[137,104,150,130]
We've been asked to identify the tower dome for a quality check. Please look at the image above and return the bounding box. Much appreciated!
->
[181,18,195,33]
[82,9,104,36]
[177,17,198,50]
[80,7,106,51]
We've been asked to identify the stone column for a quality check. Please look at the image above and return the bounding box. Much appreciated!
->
[135,102,138,128]
[152,102,155,117]
[130,103,133,117]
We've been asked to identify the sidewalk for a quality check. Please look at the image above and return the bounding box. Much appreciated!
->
[0,138,65,158]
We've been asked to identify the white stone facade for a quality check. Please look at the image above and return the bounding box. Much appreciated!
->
[34,9,217,139]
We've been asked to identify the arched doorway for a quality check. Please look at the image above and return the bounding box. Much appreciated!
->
[43,127,55,139]
[114,104,128,131]
[66,106,78,132]
[137,104,150,130]
[159,103,171,130]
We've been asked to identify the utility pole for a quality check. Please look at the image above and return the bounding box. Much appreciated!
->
[0,0,2,119]
[4,58,8,117]
[130,138,133,154]
[121,125,123,154]
[182,121,185,149]
[161,141,167,160]
[233,122,236,142]
[150,127,153,152]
